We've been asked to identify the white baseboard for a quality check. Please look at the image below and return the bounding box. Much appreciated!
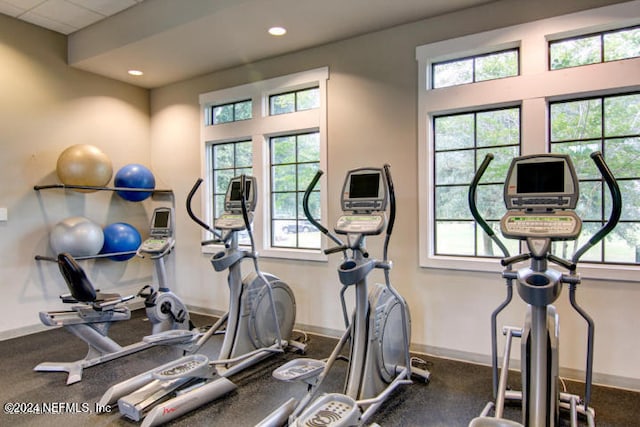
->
[0,323,51,341]
[410,342,640,393]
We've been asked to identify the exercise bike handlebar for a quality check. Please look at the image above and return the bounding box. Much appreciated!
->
[186,178,220,237]
[468,154,511,259]
[571,151,622,265]
[302,170,344,249]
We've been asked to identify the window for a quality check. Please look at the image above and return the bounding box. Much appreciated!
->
[432,49,519,88]
[270,87,320,115]
[210,140,253,218]
[417,2,640,280]
[433,108,520,257]
[270,132,321,249]
[550,93,640,264]
[550,26,640,70]
[208,100,252,125]
[200,68,328,261]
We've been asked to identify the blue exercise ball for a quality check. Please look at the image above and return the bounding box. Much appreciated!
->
[101,222,141,261]
[114,164,155,202]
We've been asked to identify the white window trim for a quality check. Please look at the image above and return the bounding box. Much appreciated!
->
[416,1,640,281]
[199,67,329,262]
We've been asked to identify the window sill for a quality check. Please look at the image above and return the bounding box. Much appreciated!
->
[421,254,639,283]
[202,244,327,262]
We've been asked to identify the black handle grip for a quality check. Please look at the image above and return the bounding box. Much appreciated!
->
[303,170,330,235]
[303,170,343,248]
[383,164,396,237]
[468,154,510,258]
[382,164,396,262]
[500,253,531,267]
[548,253,576,272]
[324,245,348,255]
[239,174,251,232]
[186,178,216,234]
[469,154,495,238]
[201,239,222,246]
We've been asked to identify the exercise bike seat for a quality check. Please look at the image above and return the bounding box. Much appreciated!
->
[57,253,126,307]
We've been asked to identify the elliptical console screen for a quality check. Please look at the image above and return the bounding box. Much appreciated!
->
[229,181,251,201]
[504,154,579,210]
[225,176,257,213]
[350,173,380,199]
[517,161,564,194]
[341,168,387,212]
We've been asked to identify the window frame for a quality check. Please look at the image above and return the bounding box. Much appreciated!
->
[208,99,253,125]
[416,1,640,281]
[548,24,640,70]
[431,47,520,88]
[549,92,640,265]
[268,131,322,250]
[269,86,321,115]
[199,67,329,262]
[209,140,253,218]
[432,106,522,258]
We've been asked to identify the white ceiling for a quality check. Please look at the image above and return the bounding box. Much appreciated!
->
[1,0,498,88]
[0,0,144,34]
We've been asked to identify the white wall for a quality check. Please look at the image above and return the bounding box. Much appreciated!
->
[149,0,640,390]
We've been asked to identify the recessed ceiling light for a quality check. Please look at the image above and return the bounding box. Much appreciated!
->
[128,69,144,76]
[268,26,287,36]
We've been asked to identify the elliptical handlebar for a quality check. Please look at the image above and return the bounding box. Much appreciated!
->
[186,178,220,237]
[239,174,257,253]
[470,151,622,267]
[383,165,396,236]
[382,164,395,262]
[239,175,250,230]
[302,170,344,249]
[500,253,531,267]
[468,154,511,259]
[571,151,622,264]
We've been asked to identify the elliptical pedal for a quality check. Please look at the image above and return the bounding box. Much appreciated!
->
[296,393,360,427]
[273,358,326,383]
[152,354,210,380]
[117,355,212,422]
[142,328,198,345]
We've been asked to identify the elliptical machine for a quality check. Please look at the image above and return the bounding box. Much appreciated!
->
[99,175,304,427]
[259,165,430,427]
[468,152,621,427]
[35,207,198,385]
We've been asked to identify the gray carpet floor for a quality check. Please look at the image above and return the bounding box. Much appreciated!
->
[1,310,638,426]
